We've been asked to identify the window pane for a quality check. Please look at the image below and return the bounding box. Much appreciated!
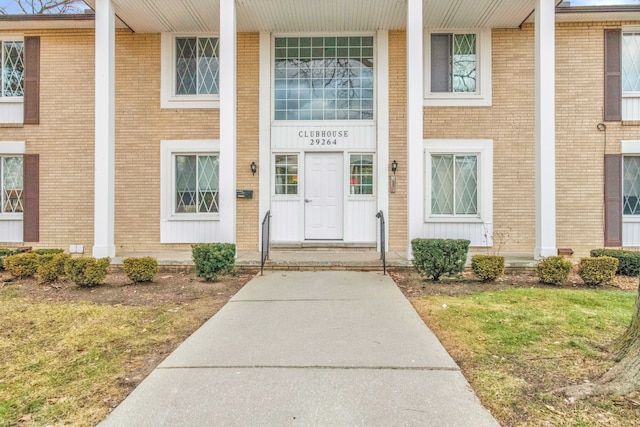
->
[2,157,23,213]
[198,37,219,95]
[454,156,477,214]
[431,34,451,92]
[273,36,374,121]
[2,41,24,97]
[275,155,298,194]
[623,33,640,93]
[431,155,454,214]
[198,155,219,213]
[176,38,197,95]
[624,156,640,215]
[175,155,197,212]
[452,34,476,93]
[350,154,373,195]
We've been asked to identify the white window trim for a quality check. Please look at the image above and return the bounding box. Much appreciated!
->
[423,28,492,107]
[0,141,25,221]
[0,35,24,104]
[347,152,376,200]
[160,33,220,109]
[161,140,220,221]
[272,152,301,199]
[424,139,493,223]
[621,140,640,222]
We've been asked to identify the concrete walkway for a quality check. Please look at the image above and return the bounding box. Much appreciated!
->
[99,271,499,426]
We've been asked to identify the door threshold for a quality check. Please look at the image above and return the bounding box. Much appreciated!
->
[271,241,376,249]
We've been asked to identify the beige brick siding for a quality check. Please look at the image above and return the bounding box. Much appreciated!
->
[3,22,640,257]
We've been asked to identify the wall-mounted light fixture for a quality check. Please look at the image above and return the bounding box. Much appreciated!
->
[391,160,398,175]
[251,161,257,176]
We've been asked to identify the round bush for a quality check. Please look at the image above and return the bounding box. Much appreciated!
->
[3,252,40,278]
[578,256,619,287]
[123,257,158,283]
[64,257,110,287]
[471,255,505,282]
[37,253,71,282]
[536,256,572,286]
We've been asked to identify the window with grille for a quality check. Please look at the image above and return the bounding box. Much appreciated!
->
[623,156,640,215]
[431,154,478,216]
[175,37,219,96]
[1,39,24,99]
[275,155,298,195]
[175,154,219,214]
[1,156,23,214]
[350,154,373,195]
[273,36,374,120]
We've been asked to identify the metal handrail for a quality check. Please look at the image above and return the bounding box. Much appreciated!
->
[376,210,386,275]
[261,210,271,275]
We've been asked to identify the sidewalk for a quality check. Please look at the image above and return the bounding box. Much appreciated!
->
[99,271,499,426]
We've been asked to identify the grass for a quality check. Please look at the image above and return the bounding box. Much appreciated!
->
[0,290,215,427]
[412,288,640,426]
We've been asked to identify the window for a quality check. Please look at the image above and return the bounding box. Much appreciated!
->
[1,38,24,99]
[160,34,219,108]
[1,156,23,214]
[275,155,298,195]
[425,140,493,223]
[425,29,491,107]
[174,154,219,214]
[350,154,373,195]
[623,156,640,215]
[431,155,477,216]
[274,36,374,120]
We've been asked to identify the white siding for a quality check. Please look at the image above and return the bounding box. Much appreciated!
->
[0,219,23,243]
[271,124,376,151]
[160,220,222,243]
[622,97,640,122]
[422,222,491,247]
[271,199,302,242]
[345,198,376,242]
[0,103,23,125]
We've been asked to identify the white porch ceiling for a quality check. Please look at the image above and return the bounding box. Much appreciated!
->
[83,0,538,33]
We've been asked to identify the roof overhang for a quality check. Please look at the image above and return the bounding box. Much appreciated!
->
[0,12,127,30]
[554,4,640,23]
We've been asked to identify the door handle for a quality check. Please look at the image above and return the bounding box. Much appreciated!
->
[305,199,312,203]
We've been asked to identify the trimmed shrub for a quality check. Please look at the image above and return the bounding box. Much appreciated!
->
[471,255,505,282]
[578,256,619,287]
[0,248,18,271]
[192,243,236,281]
[590,249,640,277]
[64,257,110,287]
[37,253,71,282]
[32,248,65,256]
[411,238,470,281]
[123,257,158,283]
[3,252,40,278]
[536,256,572,286]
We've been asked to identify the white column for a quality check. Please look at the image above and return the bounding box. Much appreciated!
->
[93,0,115,258]
[534,0,557,259]
[258,32,271,251]
[407,0,424,257]
[219,0,237,244]
[377,30,390,251]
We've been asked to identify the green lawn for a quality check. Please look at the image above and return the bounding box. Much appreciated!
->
[412,288,640,426]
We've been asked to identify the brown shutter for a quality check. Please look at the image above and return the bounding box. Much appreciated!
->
[23,36,40,125]
[604,29,621,122]
[23,154,39,242]
[604,154,622,247]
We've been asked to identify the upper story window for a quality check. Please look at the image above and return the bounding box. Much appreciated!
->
[424,29,491,107]
[1,38,24,100]
[161,34,219,109]
[274,36,374,121]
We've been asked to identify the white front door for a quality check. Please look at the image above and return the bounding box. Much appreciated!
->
[305,153,343,240]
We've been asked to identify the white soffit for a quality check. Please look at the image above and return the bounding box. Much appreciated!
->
[83,0,538,33]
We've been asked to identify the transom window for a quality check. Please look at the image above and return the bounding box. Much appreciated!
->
[1,156,23,214]
[350,154,373,195]
[274,36,374,121]
[430,33,476,93]
[431,154,478,216]
[623,156,640,215]
[275,155,298,195]
[175,154,219,214]
[1,39,23,99]
[175,37,219,96]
